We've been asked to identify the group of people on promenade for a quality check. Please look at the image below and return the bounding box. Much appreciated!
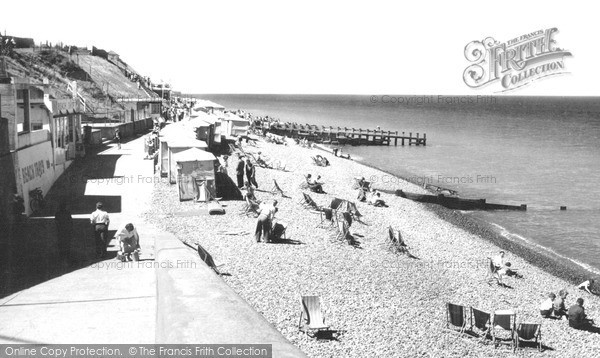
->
[89,202,141,261]
[50,201,141,263]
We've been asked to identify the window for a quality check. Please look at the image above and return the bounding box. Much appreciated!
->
[16,89,30,133]
[151,103,161,114]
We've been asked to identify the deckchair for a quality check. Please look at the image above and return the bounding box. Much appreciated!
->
[299,296,330,336]
[228,143,240,154]
[271,220,287,241]
[334,212,352,242]
[316,208,336,229]
[492,310,516,350]
[472,308,492,343]
[486,257,501,285]
[514,323,542,352]
[388,226,408,254]
[270,179,288,198]
[446,303,472,336]
[300,193,322,211]
[240,195,260,217]
[197,243,225,275]
[351,177,372,190]
[271,159,287,171]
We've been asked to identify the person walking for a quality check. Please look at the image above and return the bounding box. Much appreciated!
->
[245,159,258,188]
[54,202,73,264]
[236,155,245,188]
[114,129,121,149]
[90,202,110,258]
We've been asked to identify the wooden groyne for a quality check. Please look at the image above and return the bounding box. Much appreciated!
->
[255,122,426,146]
[396,190,527,211]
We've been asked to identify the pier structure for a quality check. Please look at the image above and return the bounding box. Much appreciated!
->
[255,122,426,146]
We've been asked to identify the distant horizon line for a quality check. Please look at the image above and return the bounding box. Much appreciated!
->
[181,93,600,98]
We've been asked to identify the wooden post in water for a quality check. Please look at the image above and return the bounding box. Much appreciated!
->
[409,132,412,146]
[423,133,427,146]
[402,131,405,145]
[416,133,419,146]
[395,131,398,146]
[387,130,391,145]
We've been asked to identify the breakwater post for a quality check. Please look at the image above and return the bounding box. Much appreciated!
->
[256,122,426,146]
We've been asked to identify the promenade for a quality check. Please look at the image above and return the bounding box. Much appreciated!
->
[0,135,157,343]
[0,133,308,358]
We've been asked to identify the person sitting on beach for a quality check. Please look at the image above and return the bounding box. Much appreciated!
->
[115,223,141,262]
[306,174,325,193]
[540,292,556,318]
[256,152,268,167]
[568,298,594,329]
[244,181,259,204]
[357,187,367,202]
[578,279,597,295]
[553,289,569,319]
[369,191,388,207]
[492,251,506,270]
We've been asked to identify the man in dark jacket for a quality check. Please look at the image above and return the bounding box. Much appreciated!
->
[236,155,245,188]
[568,298,594,329]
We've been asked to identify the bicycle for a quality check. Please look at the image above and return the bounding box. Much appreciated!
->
[29,187,45,215]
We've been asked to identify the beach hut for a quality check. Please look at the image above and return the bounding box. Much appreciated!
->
[158,122,195,177]
[221,112,250,139]
[173,148,217,202]
[167,137,208,183]
[193,99,225,116]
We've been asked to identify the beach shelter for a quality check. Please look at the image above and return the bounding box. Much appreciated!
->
[167,137,208,183]
[174,148,217,201]
[158,122,195,177]
[220,112,250,139]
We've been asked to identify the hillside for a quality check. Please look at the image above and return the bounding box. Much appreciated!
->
[3,48,158,113]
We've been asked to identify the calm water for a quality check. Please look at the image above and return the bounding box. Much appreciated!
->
[201,94,600,273]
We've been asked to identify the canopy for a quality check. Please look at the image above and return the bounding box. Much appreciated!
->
[167,137,208,149]
[174,147,216,162]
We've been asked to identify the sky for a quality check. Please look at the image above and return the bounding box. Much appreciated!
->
[2,0,598,95]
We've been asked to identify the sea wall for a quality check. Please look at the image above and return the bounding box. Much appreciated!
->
[154,230,307,357]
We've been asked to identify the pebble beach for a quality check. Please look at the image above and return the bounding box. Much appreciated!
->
[143,136,600,358]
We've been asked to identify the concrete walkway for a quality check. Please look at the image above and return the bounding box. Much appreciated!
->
[0,135,157,344]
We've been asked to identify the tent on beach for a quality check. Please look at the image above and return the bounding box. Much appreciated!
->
[174,147,217,201]
[167,137,208,184]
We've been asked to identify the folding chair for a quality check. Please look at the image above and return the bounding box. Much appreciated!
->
[316,208,335,229]
[486,257,501,285]
[240,195,260,217]
[446,303,472,336]
[514,323,542,352]
[472,308,492,343]
[334,212,351,242]
[197,244,225,275]
[270,179,288,197]
[299,296,330,336]
[271,220,287,241]
[492,310,516,350]
[300,192,319,210]
[388,226,408,254]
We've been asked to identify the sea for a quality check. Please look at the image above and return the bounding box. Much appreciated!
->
[199,94,600,275]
